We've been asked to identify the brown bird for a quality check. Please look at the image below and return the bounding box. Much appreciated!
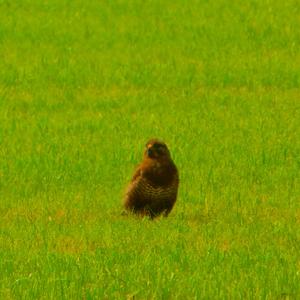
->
[124,139,179,218]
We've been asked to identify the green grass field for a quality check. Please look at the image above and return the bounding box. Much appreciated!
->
[0,0,300,299]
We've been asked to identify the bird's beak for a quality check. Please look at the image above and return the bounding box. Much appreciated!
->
[147,147,153,157]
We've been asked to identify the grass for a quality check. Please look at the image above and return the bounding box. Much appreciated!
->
[0,0,299,298]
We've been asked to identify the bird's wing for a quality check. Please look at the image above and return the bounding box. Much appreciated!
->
[126,165,142,195]
[123,165,144,209]
[131,165,142,182]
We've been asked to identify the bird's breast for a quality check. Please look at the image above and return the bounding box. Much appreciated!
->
[138,177,178,200]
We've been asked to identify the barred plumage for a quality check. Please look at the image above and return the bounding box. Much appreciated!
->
[124,139,179,218]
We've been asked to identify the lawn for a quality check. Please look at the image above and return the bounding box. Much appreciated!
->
[0,0,299,299]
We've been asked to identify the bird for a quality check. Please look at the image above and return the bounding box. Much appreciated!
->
[123,139,179,218]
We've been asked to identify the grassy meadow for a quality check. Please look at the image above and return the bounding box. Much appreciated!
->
[0,0,300,298]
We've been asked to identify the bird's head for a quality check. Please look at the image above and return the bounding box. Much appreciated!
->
[144,139,171,160]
